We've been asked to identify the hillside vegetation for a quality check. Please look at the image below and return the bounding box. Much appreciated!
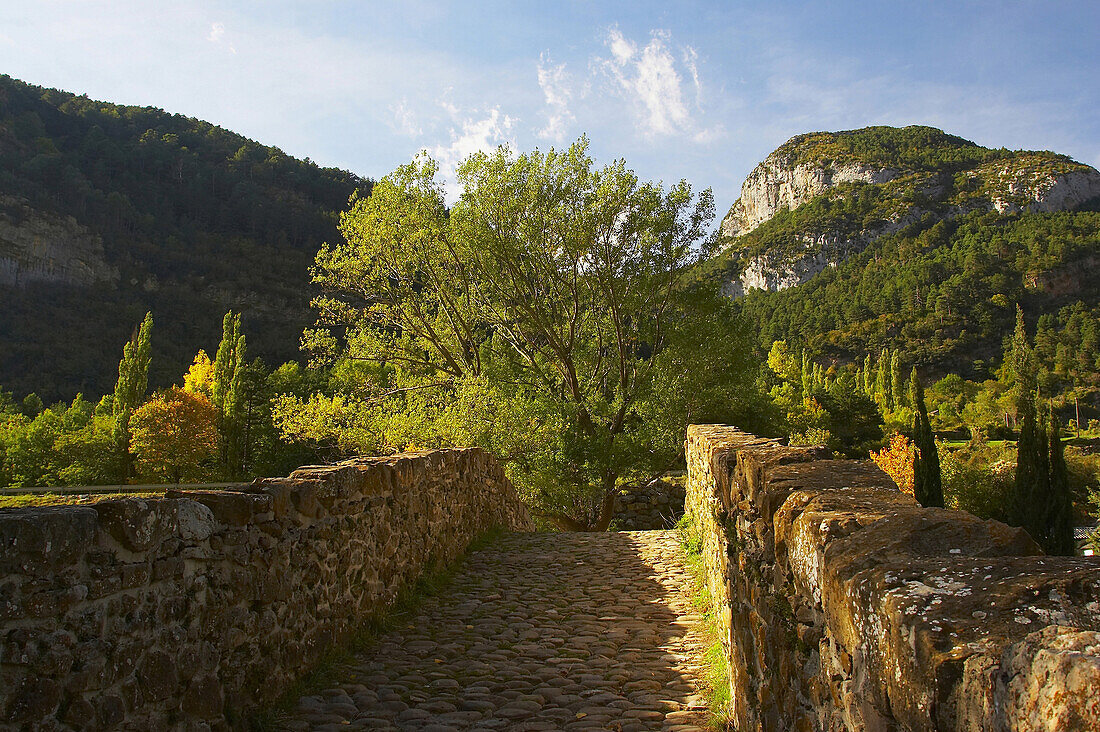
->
[0,74,367,402]
[706,126,1100,385]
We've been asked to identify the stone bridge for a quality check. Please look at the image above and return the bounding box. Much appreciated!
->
[1,430,1098,730]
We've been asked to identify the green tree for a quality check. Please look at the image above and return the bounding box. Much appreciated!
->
[909,368,944,507]
[891,350,906,409]
[210,311,248,477]
[292,138,762,529]
[111,312,153,482]
[875,349,891,409]
[1043,407,1074,555]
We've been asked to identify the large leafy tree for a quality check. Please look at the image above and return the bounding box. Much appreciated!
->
[130,387,218,484]
[290,138,764,529]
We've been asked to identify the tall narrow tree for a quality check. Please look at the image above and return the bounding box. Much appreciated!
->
[112,312,153,482]
[1010,307,1045,537]
[909,368,943,507]
[891,351,906,409]
[875,349,891,409]
[1044,407,1075,555]
[210,312,247,477]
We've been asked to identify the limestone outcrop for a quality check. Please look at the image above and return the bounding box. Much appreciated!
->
[719,157,899,240]
[712,128,1100,298]
[0,449,532,730]
[0,196,117,287]
[685,424,1100,731]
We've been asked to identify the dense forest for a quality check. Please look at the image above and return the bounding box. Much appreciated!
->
[0,74,368,402]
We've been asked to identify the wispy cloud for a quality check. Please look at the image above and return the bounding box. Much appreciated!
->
[536,53,574,142]
[430,105,517,201]
[206,22,236,54]
[598,28,692,137]
[389,98,422,137]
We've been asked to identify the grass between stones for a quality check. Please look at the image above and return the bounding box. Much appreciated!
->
[248,525,506,730]
[676,513,733,731]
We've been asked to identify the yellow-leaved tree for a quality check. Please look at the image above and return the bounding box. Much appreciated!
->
[870,432,915,496]
[130,387,218,483]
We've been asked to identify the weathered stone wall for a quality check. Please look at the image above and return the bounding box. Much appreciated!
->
[613,478,685,530]
[685,425,1100,732]
[0,448,532,730]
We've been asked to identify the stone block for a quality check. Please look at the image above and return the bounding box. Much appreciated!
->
[0,507,98,575]
[93,498,178,552]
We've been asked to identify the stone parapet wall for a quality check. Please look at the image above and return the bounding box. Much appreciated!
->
[613,478,685,530]
[0,448,533,730]
[685,424,1100,732]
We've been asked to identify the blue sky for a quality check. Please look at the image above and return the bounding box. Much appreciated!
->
[1,1,1098,210]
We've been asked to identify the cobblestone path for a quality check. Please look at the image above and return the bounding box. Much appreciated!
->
[281,530,714,731]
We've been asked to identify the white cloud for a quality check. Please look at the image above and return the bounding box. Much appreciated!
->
[389,98,422,137]
[206,21,236,54]
[599,28,694,138]
[536,54,574,142]
[430,105,517,201]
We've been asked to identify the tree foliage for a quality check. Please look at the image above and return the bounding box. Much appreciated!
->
[289,138,765,529]
[0,73,367,402]
[111,312,153,481]
[130,387,218,483]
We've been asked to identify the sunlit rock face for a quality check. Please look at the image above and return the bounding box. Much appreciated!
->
[719,157,900,240]
[711,128,1100,298]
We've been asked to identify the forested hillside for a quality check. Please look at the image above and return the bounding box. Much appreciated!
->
[706,127,1100,385]
[0,74,368,402]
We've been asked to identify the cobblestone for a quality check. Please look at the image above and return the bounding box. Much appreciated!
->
[280,530,712,730]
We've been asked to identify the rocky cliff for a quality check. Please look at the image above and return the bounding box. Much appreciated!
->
[0,196,118,287]
[714,126,1100,297]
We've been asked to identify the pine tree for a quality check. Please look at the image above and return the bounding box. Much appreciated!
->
[112,312,153,482]
[909,368,943,507]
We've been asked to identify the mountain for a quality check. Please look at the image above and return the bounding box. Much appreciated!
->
[703,126,1100,378]
[0,75,368,402]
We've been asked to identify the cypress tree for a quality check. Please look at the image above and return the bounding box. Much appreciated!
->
[1044,407,1075,555]
[1009,306,1049,544]
[112,312,153,482]
[910,368,943,507]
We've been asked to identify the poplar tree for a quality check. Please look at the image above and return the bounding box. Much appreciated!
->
[891,351,906,409]
[909,368,943,507]
[211,312,247,477]
[112,312,153,482]
[862,354,873,395]
[875,349,891,409]
[801,352,812,404]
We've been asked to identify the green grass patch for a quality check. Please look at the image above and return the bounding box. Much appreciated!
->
[0,491,163,509]
[249,525,506,730]
[676,513,733,730]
